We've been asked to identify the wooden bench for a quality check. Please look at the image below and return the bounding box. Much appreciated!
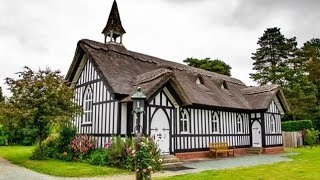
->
[209,143,235,158]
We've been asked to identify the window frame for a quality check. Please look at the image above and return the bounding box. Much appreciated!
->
[211,112,220,134]
[180,109,190,133]
[82,86,93,124]
[236,114,243,133]
[270,115,276,133]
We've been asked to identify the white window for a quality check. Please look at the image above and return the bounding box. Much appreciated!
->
[196,77,203,85]
[236,115,243,133]
[212,112,219,133]
[221,81,228,90]
[83,86,93,123]
[270,115,276,133]
[180,110,189,133]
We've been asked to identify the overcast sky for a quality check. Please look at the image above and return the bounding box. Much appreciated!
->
[1,0,319,96]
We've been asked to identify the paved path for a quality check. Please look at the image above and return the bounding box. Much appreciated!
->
[0,153,298,180]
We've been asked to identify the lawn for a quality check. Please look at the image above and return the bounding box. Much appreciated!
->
[0,146,129,177]
[158,147,320,180]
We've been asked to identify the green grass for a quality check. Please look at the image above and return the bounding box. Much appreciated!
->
[0,146,129,177]
[158,147,320,180]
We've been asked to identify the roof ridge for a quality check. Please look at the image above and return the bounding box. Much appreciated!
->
[241,84,279,95]
[80,39,246,86]
[134,68,173,85]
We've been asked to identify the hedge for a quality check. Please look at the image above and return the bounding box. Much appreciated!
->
[282,120,313,132]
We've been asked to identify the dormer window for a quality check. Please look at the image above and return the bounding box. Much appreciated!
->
[196,76,204,85]
[221,81,228,90]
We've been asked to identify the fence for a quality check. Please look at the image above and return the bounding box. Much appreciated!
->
[282,131,303,148]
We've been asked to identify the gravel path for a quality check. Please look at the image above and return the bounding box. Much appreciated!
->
[0,153,298,180]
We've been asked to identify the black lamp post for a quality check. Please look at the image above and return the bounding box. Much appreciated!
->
[131,87,146,180]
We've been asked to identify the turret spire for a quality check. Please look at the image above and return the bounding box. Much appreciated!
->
[102,0,126,44]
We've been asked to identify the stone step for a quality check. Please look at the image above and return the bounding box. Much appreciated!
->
[162,162,184,169]
[162,157,180,164]
[247,147,262,154]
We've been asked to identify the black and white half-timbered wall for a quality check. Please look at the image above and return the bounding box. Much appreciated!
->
[66,0,290,156]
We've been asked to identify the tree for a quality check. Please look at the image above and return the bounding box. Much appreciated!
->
[250,27,298,86]
[4,66,80,159]
[303,39,320,108]
[183,57,232,76]
[0,87,4,102]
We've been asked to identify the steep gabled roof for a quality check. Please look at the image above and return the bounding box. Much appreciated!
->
[66,39,289,112]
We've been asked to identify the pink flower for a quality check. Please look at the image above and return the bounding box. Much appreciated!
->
[143,169,147,173]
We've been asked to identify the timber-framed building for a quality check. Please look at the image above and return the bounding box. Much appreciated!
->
[66,0,289,157]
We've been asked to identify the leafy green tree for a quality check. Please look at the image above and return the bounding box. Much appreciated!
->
[4,66,81,159]
[250,27,298,86]
[0,87,4,102]
[183,57,232,76]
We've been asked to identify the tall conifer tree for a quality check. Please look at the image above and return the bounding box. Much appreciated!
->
[250,27,298,86]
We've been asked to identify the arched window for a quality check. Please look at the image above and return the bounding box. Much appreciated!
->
[212,112,219,133]
[180,109,189,133]
[83,86,93,123]
[236,115,243,133]
[270,115,276,133]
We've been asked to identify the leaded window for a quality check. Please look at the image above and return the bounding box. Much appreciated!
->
[83,86,93,123]
[236,115,243,133]
[270,115,276,133]
[180,109,189,133]
[212,112,219,133]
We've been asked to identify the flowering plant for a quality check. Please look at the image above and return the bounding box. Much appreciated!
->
[134,137,161,180]
[71,135,96,160]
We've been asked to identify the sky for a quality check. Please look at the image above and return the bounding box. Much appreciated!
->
[1,0,319,96]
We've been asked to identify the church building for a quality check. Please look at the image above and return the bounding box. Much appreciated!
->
[66,0,289,157]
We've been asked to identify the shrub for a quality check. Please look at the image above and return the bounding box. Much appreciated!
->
[71,135,96,160]
[42,125,77,161]
[43,133,59,158]
[0,124,9,146]
[282,120,313,132]
[134,137,162,179]
[107,136,128,168]
[31,145,47,160]
[88,148,110,166]
[305,128,320,149]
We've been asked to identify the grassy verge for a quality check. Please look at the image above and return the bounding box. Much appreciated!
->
[0,146,129,177]
[158,147,320,180]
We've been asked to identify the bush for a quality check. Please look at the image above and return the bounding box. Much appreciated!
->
[42,125,77,161]
[0,124,9,146]
[31,146,47,160]
[282,120,313,132]
[305,128,320,149]
[88,148,110,166]
[71,135,96,161]
[135,137,162,179]
[43,133,59,158]
[107,136,129,168]
[104,136,161,175]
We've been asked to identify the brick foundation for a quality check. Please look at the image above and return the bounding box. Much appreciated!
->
[175,148,249,160]
[175,146,284,160]
[262,146,284,154]
[175,151,210,160]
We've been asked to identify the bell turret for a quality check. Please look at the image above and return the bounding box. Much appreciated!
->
[102,0,126,44]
